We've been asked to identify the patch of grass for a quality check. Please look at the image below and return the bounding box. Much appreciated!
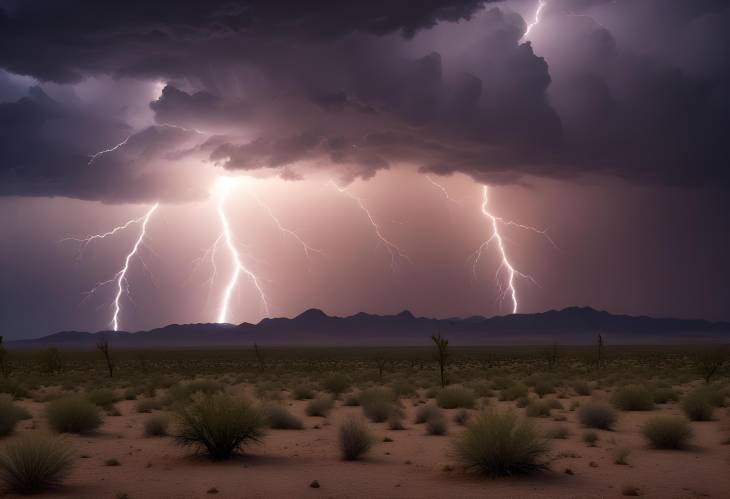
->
[143,414,169,437]
[168,379,224,403]
[305,398,334,417]
[612,386,654,411]
[572,380,592,396]
[436,387,475,409]
[391,380,416,398]
[338,417,374,460]
[174,392,265,460]
[452,411,549,476]
[387,412,405,430]
[525,400,552,418]
[46,397,102,434]
[641,416,692,449]
[359,388,399,423]
[681,390,714,421]
[0,435,75,494]
[264,405,303,429]
[578,402,618,430]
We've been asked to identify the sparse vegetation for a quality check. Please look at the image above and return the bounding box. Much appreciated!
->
[578,402,618,430]
[583,430,598,446]
[0,397,30,437]
[681,389,715,421]
[338,417,374,460]
[426,413,448,435]
[306,397,334,417]
[144,414,169,437]
[0,435,75,494]
[525,400,552,418]
[321,374,350,397]
[435,386,475,409]
[414,404,441,424]
[264,405,303,429]
[612,385,655,411]
[46,397,102,434]
[642,416,692,449]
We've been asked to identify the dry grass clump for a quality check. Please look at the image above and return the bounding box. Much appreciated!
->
[453,408,471,426]
[534,381,555,398]
[0,435,75,494]
[143,414,169,437]
[583,430,599,446]
[612,385,655,411]
[436,386,475,409]
[572,380,592,396]
[86,388,117,408]
[339,417,374,460]
[452,411,549,476]
[46,397,102,434]
[578,402,618,430]
[263,405,303,429]
[305,397,334,417]
[544,425,570,439]
[426,412,448,435]
[414,404,441,424]
[500,384,529,401]
[641,416,692,449]
[174,392,265,460]
[652,387,680,404]
[391,380,416,398]
[167,379,224,403]
[320,374,350,397]
[681,389,715,421]
[525,400,552,418]
[0,397,31,437]
[135,397,163,413]
[291,385,315,400]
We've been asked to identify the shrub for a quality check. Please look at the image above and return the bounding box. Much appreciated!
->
[681,390,714,421]
[436,387,475,409]
[305,398,334,417]
[545,425,569,439]
[583,430,598,446]
[359,388,398,422]
[578,402,618,430]
[572,380,592,396]
[174,393,265,460]
[391,380,416,398]
[0,397,30,437]
[500,384,528,401]
[47,397,102,434]
[168,379,224,403]
[653,387,679,404]
[452,411,549,476]
[453,408,471,425]
[387,413,405,430]
[613,447,630,465]
[321,374,350,397]
[86,388,117,408]
[470,381,494,398]
[515,396,531,408]
[525,400,552,418]
[136,397,163,413]
[642,416,692,449]
[612,386,654,411]
[0,435,75,494]
[264,405,303,429]
[123,387,139,400]
[0,379,27,400]
[343,393,360,406]
[426,413,448,435]
[534,381,555,398]
[547,399,563,410]
[143,415,169,437]
[291,385,314,400]
[414,405,441,424]
[338,417,374,460]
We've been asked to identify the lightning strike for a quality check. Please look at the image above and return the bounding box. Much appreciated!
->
[87,135,132,166]
[425,175,461,205]
[215,178,271,324]
[521,0,546,41]
[60,214,148,258]
[330,180,411,271]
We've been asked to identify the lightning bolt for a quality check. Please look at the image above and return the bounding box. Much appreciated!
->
[60,214,149,259]
[521,0,547,41]
[473,185,537,314]
[87,135,132,166]
[330,180,411,271]
[215,178,271,324]
[425,175,461,205]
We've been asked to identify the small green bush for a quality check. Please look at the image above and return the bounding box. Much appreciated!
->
[583,430,598,446]
[305,398,334,417]
[426,413,448,435]
[321,374,350,397]
[46,397,102,434]
[143,415,169,437]
[525,400,552,418]
[264,405,303,429]
[652,387,679,404]
[0,435,75,494]
[414,404,441,424]
[174,392,265,460]
[453,408,471,425]
[578,402,618,430]
[681,390,714,421]
[136,397,163,413]
[500,384,529,401]
[0,397,30,437]
[642,416,692,449]
[436,387,475,409]
[572,380,592,396]
[391,380,416,398]
[291,385,314,400]
[452,411,549,476]
[339,417,374,460]
[534,381,555,398]
[612,386,654,411]
[86,388,117,408]
[168,379,224,403]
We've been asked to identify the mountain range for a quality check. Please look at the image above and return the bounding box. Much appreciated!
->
[7,307,730,348]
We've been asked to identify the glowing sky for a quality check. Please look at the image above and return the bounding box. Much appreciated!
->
[1,0,729,338]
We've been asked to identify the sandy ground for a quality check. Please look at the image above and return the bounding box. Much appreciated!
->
[7,393,730,499]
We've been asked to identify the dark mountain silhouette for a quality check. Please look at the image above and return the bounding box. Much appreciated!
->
[8,306,730,348]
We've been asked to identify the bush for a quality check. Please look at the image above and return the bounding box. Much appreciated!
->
[534,381,555,398]
[612,386,654,411]
[391,380,416,398]
[500,384,529,401]
[525,400,552,418]
[359,388,398,423]
[572,380,592,396]
[470,381,494,398]
[545,425,570,439]
[681,390,714,421]
[86,388,117,408]
[0,435,75,494]
[436,387,475,409]
[583,430,598,446]
[0,379,28,400]
[414,405,441,424]
[426,413,448,435]
[321,374,350,397]
[143,415,169,437]
[452,411,549,476]
[46,397,102,434]
[168,379,224,403]
[264,405,303,429]
[453,408,471,425]
[613,447,630,465]
[0,397,30,437]
[642,416,692,449]
[136,397,163,413]
[305,398,333,417]
[653,387,679,404]
[339,417,374,460]
[578,402,618,430]
[174,392,265,460]
[291,385,314,400]
[387,413,405,430]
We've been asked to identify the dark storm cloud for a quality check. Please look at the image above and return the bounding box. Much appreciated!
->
[1,0,729,202]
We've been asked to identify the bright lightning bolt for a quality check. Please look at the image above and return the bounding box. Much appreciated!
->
[425,175,461,205]
[330,180,411,271]
[521,0,546,41]
[87,135,132,166]
[60,214,148,259]
[215,178,271,324]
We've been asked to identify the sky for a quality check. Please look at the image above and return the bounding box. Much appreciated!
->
[1,0,729,339]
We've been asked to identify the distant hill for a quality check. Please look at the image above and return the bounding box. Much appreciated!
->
[8,307,730,349]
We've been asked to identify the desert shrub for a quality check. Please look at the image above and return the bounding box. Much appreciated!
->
[653,387,679,404]
[291,385,314,400]
[339,417,374,460]
[681,390,714,421]
[343,393,360,406]
[578,402,618,430]
[515,396,531,408]
[572,380,592,396]
[174,392,265,460]
[264,405,303,429]
[641,416,692,449]
[123,387,139,400]
[436,387,475,409]
[426,413,448,435]
[255,382,283,401]
[525,400,552,418]
[320,374,350,397]
[613,447,631,465]
[545,425,570,439]
[305,397,334,417]
[391,380,417,398]
[143,415,169,437]
[136,397,163,413]
[425,386,441,399]
[86,388,117,408]
[583,430,598,446]
[0,397,30,437]
[387,413,405,430]
[469,381,494,398]
[168,379,223,403]
[46,397,102,434]
[0,435,75,494]
[500,384,528,401]
[414,404,441,424]
[547,399,563,410]
[612,386,654,411]
[452,411,549,476]
[454,408,471,425]
[491,377,514,390]
[0,379,27,400]
[534,381,555,398]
